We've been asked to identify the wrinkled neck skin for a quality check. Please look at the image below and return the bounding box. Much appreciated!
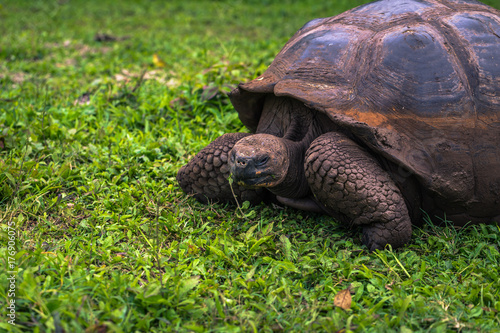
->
[256,96,333,198]
[269,138,310,198]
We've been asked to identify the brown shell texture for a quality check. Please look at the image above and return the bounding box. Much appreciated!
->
[229,0,500,217]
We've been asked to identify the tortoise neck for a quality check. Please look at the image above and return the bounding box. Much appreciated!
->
[257,96,313,141]
[257,96,337,199]
[268,106,335,199]
[268,138,311,198]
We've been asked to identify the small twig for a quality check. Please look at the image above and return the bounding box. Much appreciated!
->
[228,176,244,217]
[131,68,147,94]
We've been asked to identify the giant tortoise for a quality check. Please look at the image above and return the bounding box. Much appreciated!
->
[177,0,500,250]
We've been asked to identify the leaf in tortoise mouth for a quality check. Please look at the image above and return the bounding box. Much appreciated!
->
[334,288,352,310]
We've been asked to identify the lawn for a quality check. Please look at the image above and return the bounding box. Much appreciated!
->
[1,0,500,332]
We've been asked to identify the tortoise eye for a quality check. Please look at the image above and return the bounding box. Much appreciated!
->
[255,156,269,167]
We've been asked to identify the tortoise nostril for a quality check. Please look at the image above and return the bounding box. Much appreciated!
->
[234,153,249,167]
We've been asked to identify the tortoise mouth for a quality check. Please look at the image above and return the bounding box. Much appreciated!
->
[235,173,277,187]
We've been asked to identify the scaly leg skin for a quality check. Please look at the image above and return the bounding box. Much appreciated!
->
[305,132,412,251]
[177,133,268,205]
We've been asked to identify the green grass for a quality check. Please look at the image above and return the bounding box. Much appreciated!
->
[1,0,500,332]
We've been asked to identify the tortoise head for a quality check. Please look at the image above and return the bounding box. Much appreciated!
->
[229,134,289,188]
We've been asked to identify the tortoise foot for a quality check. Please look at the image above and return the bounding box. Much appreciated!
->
[305,131,412,250]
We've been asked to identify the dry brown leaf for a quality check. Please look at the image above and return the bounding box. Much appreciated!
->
[334,288,352,310]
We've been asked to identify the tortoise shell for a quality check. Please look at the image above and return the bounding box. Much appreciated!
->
[229,0,500,218]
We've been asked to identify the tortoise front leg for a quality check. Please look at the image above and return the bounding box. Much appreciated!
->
[177,133,269,205]
[305,132,412,251]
